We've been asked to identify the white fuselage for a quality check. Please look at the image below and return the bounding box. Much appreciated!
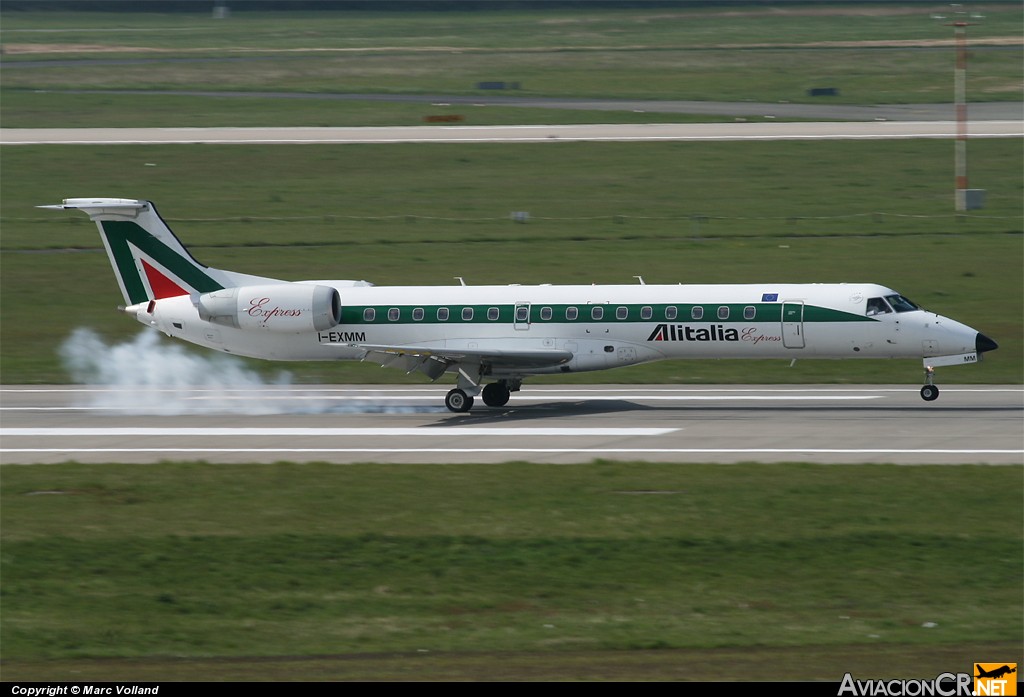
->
[134,282,982,378]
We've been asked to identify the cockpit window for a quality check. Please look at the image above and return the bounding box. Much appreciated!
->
[866,297,892,316]
[885,294,920,313]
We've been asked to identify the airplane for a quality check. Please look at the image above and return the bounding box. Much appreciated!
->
[41,198,998,412]
[975,665,1016,680]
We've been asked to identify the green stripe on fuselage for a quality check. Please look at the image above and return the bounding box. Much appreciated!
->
[340,303,873,325]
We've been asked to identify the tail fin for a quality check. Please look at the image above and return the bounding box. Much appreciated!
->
[40,198,278,304]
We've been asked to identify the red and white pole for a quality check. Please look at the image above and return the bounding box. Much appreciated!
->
[952,19,970,211]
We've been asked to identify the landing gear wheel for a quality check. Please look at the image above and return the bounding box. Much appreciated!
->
[920,385,940,402]
[482,382,511,408]
[445,388,474,413]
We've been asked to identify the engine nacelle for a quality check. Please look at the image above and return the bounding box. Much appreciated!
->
[197,284,341,333]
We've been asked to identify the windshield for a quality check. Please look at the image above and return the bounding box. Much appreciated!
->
[885,294,920,313]
[866,297,892,316]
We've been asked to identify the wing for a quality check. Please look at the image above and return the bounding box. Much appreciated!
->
[350,343,573,380]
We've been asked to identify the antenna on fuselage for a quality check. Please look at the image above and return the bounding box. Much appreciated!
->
[454,277,467,286]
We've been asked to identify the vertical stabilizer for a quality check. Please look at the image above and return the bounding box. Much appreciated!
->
[40,198,279,304]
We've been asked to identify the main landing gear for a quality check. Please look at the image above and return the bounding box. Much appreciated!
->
[445,378,519,413]
[481,382,511,407]
[445,388,474,413]
[920,366,940,401]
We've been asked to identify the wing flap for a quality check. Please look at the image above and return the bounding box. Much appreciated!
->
[353,343,573,379]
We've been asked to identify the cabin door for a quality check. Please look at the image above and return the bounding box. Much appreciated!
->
[514,302,531,331]
[781,301,805,349]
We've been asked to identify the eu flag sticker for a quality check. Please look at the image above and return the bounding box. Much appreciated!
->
[761,293,779,302]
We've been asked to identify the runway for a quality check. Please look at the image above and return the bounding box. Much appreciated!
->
[7,90,1024,122]
[2,385,1021,465]
[2,121,1022,145]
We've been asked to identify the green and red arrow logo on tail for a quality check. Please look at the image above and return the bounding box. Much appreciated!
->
[100,221,223,304]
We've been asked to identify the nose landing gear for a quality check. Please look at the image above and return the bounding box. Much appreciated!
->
[920,366,940,401]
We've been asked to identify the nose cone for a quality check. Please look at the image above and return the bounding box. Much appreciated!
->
[976,333,998,354]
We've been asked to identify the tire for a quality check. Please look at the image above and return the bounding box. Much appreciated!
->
[482,382,511,407]
[920,385,940,401]
[445,388,474,412]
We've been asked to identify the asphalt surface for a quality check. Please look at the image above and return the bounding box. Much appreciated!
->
[3,120,1022,145]
[11,89,1024,122]
[2,384,1021,465]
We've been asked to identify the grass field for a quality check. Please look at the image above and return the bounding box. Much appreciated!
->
[1,5,1021,128]
[2,461,1020,680]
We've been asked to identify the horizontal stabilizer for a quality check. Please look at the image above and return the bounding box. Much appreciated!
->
[39,198,148,214]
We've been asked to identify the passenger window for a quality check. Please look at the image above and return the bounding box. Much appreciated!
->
[363,308,376,322]
[665,306,678,320]
[616,306,628,320]
[462,307,474,321]
[437,307,449,321]
[540,307,553,321]
[388,308,400,321]
[412,308,424,321]
[591,306,604,321]
[515,306,529,322]
[691,306,703,320]
[718,306,730,320]
[743,306,756,320]
[487,307,499,321]
[566,306,579,321]
[641,306,653,320]
[866,297,892,316]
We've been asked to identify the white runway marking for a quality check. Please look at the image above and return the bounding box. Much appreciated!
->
[0,394,882,411]
[5,386,1017,394]
[3,448,1019,457]
[0,386,981,390]
[1,427,677,437]
[0,385,900,414]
